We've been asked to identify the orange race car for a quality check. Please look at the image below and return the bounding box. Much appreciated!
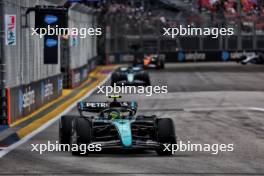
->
[143,54,165,69]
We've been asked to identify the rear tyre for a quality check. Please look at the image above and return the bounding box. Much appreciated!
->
[71,118,92,156]
[111,73,119,86]
[160,60,165,69]
[156,118,176,156]
[59,116,76,144]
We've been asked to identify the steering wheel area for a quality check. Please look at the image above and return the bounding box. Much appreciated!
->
[99,108,134,120]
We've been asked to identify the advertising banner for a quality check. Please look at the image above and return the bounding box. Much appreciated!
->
[44,35,58,64]
[70,66,86,88]
[35,8,68,64]
[35,8,68,31]
[9,74,62,123]
[5,15,16,46]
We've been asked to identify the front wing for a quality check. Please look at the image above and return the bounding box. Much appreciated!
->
[91,119,159,149]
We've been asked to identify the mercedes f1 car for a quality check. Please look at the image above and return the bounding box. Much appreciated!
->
[111,66,150,86]
[143,54,165,69]
[59,95,177,156]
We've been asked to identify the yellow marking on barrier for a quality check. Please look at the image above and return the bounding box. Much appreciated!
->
[16,66,117,138]
[10,89,72,128]
[62,89,72,95]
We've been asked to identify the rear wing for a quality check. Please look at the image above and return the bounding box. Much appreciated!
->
[77,101,138,113]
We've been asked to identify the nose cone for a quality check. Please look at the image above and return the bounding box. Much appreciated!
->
[113,120,132,147]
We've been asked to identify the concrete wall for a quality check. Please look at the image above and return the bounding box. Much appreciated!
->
[2,0,61,88]
[68,9,97,69]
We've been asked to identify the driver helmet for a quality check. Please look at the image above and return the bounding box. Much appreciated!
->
[109,111,120,120]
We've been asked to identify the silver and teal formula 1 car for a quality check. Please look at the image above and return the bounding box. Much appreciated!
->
[59,95,176,156]
[111,66,151,86]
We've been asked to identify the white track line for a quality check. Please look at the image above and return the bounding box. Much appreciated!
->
[184,107,264,112]
[249,107,264,112]
[0,73,111,158]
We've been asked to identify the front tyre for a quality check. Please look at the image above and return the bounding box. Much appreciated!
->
[71,118,92,156]
[59,116,77,144]
[156,118,177,156]
[160,59,165,69]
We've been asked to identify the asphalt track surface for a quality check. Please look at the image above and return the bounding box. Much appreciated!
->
[1,63,264,175]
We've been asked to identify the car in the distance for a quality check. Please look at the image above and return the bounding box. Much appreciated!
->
[143,54,165,69]
[111,66,150,86]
